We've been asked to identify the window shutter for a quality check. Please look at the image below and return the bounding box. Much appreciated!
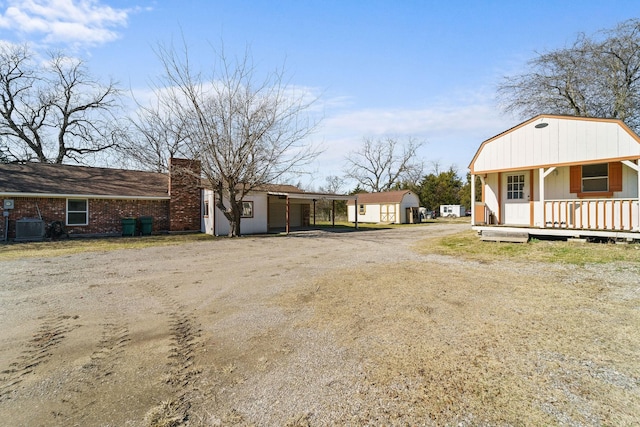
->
[609,162,623,192]
[569,165,581,193]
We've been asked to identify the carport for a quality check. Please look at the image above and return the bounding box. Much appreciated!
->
[267,190,358,233]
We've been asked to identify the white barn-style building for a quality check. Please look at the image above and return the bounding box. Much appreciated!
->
[347,190,421,224]
[469,114,640,241]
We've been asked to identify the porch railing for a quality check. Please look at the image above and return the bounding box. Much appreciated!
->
[544,199,639,231]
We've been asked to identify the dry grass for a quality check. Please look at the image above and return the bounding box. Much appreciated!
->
[289,256,640,425]
[422,230,640,265]
[0,233,214,260]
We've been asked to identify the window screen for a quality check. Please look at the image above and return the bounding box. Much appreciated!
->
[67,199,88,225]
[582,163,608,192]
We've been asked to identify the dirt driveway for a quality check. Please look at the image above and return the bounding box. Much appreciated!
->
[1,223,638,426]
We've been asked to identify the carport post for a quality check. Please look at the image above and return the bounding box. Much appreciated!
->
[313,199,316,226]
[286,195,290,234]
[332,200,335,227]
[355,196,358,230]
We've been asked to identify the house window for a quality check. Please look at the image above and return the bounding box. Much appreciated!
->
[359,204,366,215]
[506,174,525,200]
[67,199,88,226]
[203,200,209,217]
[241,201,253,218]
[582,163,608,192]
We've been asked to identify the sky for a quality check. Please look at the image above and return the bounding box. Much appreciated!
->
[0,0,639,190]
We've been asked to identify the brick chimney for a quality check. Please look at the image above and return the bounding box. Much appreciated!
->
[169,158,202,232]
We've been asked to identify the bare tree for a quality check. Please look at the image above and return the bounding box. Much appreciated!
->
[0,43,121,163]
[313,175,348,221]
[319,175,344,194]
[117,96,190,173]
[154,42,320,236]
[344,136,424,192]
[498,19,640,131]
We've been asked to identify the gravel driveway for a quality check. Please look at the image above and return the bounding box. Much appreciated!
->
[1,222,638,426]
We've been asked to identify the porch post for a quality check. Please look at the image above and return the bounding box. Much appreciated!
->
[470,174,476,225]
[497,173,502,224]
[637,161,640,231]
[622,160,640,231]
[539,168,545,228]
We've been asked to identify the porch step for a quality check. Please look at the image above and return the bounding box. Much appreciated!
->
[480,230,529,243]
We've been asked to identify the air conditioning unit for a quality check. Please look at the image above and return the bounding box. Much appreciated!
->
[15,218,45,242]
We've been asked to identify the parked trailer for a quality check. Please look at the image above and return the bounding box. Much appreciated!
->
[440,205,466,218]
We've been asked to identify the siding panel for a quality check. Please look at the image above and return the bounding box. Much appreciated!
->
[471,116,640,173]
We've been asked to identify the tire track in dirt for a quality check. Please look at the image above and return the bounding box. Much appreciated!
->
[0,314,80,402]
[82,322,131,376]
[50,320,131,424]
[144,285,206,426]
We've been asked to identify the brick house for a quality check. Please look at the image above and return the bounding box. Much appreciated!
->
[0,158,201,240]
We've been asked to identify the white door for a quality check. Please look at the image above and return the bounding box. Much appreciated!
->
[503,173,530,225]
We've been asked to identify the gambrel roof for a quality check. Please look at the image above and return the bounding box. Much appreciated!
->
[469,115,640,174]
[347,190,417,205]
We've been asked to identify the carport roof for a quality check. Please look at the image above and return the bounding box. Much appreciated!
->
[266,187,356,201]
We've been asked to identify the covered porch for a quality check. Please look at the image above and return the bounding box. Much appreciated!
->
[470,162,640,241]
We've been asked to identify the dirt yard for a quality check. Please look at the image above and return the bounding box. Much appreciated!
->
[1,223,639,426]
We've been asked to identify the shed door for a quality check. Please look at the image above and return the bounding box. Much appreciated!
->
[502,173,530,225]
[380,204,396,223]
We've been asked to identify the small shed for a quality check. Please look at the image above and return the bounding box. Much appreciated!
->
[347,190,420,224]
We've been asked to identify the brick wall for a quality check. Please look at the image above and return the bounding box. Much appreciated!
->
[169,158,202,232]
[0,197,170,239]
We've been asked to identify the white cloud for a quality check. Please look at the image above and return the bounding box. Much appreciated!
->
[0,0,135,47]
[302,93,516,189]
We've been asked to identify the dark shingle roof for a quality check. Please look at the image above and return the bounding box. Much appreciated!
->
[0,163,169,198]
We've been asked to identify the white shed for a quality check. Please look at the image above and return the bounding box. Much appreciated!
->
[469,114,640,240]
[347,190,421,224]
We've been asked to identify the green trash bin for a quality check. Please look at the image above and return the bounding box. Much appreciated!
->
[139,216,153,236]
[121,217,137,236]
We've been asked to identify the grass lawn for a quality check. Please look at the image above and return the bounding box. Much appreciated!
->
[0,233,215,260]
[422,230,640,265]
